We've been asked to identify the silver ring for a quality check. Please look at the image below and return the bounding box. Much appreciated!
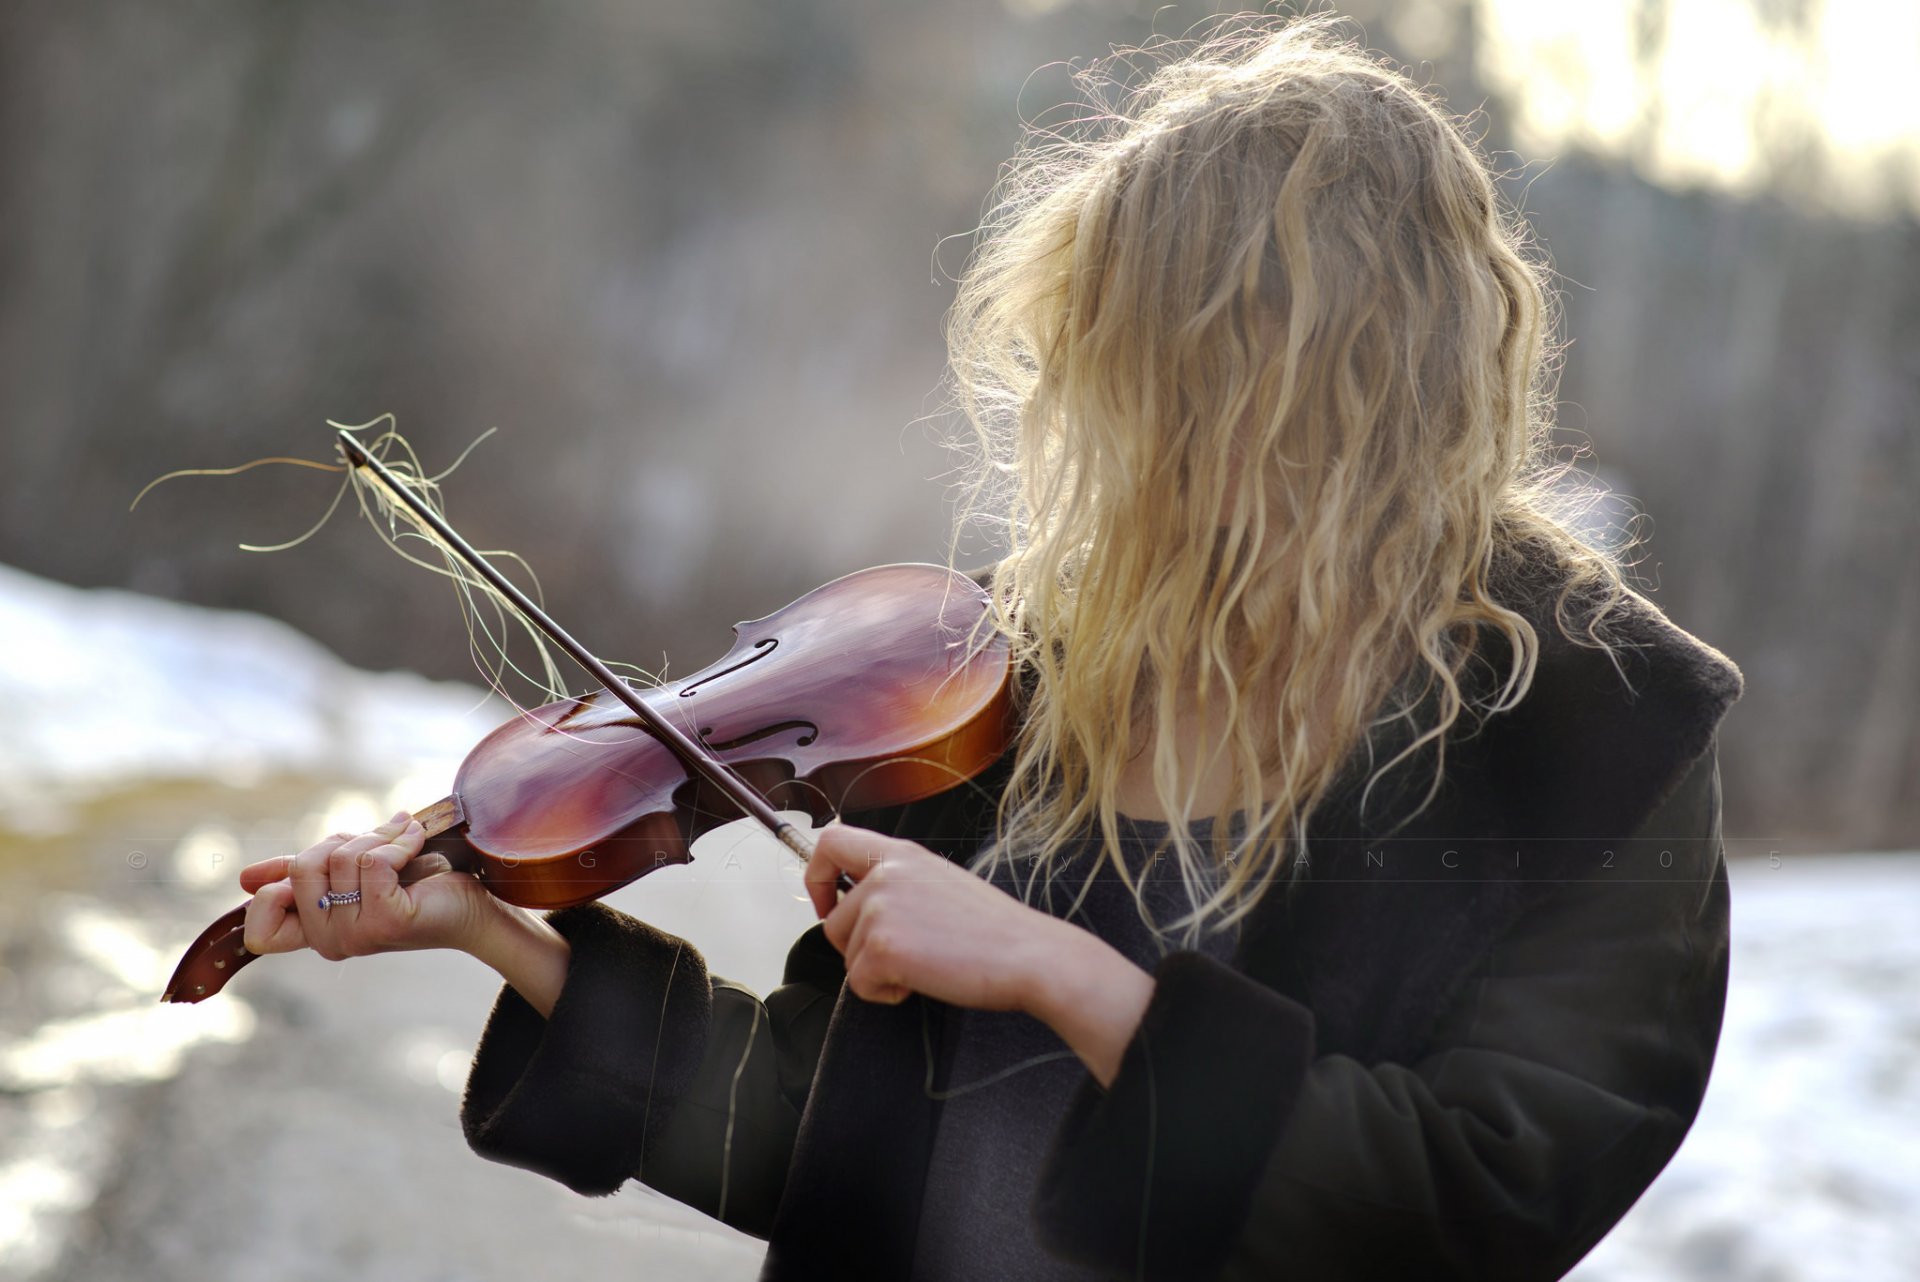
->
[318,889,363,910]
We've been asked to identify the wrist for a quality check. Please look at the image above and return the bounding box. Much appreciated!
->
[1017,914,1075,1022]
[463,899,544,968]
[1019,916,1156,1087]
[453,891,522,961]
[1016,915,1125,1023]
[462,901,571,1019]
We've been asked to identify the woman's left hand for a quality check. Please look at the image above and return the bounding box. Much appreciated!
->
[804,821,1157,1086]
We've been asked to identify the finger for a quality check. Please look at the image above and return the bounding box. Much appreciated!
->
[397,851,454,887]
[242,809,394,893]
[360,819,424,929]
[239,854,294,894]
[243,879,305,955]
[819,870,875,954]
[803,824,848,920]
[340,815,419,934]
[287,832,352,951]
[330,811,413,876]
[844,911,910,1005]
[804,822,893,919]
[855,978,911,1005]
[818,836,902,953]
[321,811,412,909]
[290,821,388,959]
[369,815,427,873]
[843,893,898,985]
[324,831,373,923]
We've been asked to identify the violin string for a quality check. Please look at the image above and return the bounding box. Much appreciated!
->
[602,655,665,688]
[423,425,499,484]
[634,938,685,1187]
[344,424,533,705]
[917,999,1077,1101]
[1135,1022,1157,1282]
[129,417,558,706]
[336,419,577,704]
[344,475,529,702]
[335,420,537,705]
[128,454,348,512]
[718,999,766,1225]
[237,471,354,553]
[345,422,694,715]
[129,453,357,557]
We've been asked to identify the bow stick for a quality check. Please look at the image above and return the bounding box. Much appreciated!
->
[336,429,818,863]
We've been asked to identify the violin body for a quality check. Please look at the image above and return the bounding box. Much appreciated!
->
[163,563,1012,1003]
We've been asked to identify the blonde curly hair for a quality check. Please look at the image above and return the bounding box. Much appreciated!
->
[945,13,1640,939]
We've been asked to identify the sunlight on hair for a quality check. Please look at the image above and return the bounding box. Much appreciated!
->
[946,11,1644,941]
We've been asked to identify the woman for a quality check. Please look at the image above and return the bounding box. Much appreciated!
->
[239,16,1744,1280]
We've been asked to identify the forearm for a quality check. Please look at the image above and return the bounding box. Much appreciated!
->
[464,901,571,1018]
[1023,919,1156,1087]
[460,903,715,1198]
[804,822,1155,1085]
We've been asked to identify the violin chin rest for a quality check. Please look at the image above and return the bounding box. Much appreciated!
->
[161,902,257,1004]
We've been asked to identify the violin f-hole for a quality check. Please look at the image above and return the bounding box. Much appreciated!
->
[698,719,820,753]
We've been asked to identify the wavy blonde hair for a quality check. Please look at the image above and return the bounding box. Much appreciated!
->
[947,13,1642,938]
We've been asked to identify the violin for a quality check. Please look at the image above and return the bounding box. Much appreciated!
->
[162,434,1013,1004]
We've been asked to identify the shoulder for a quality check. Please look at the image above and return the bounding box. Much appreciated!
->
[1481,543,1745,841]
[966,548,1745,847]
[1322,540,1745,848]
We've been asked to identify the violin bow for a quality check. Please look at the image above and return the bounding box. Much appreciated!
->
[336,429,817,863]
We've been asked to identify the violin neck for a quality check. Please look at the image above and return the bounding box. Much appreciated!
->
[400,794,476,885]
[412,794,465,840]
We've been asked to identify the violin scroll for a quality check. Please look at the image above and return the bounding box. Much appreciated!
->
[162,796,470,1004]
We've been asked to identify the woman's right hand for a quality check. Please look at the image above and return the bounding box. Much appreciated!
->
[238,810,500,962]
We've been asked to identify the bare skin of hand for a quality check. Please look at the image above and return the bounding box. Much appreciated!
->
[238,810,571,1018]
[804,821,1155,1087]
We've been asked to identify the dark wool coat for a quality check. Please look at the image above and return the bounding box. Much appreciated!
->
[459,546,1745,1282]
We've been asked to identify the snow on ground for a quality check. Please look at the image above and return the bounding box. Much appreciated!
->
[1571,852,1920,1282]
[0,564,811,1281]
[0,564,1915,1280]
[0,561,502,836]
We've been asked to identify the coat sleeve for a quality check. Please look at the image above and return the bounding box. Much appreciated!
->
[456,771,1001,1236]
[456,900,840,1237]
[1031,743,1731,1282]
[459,564,1011,1232]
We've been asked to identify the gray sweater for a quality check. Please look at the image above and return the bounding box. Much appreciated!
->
[912,820,1241,1281]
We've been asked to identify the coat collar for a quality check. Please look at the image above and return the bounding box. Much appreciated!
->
[1264,543,1746,1062]
[1304,540,1745,855]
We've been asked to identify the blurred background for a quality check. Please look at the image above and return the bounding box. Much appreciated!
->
[0,1,1913,1279]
